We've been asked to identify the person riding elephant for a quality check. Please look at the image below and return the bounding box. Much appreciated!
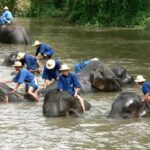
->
[57,64,85,112]
[43,89,91,117]
[134,75,150,102]
[0,6,13,26]
[0,61,39,102]
[33,40,55,60]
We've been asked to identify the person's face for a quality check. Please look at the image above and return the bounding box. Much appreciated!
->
[35,45,39,48]
[61,70,69,76]
[15,67,20,71]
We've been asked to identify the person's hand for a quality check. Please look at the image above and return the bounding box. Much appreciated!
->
[10,88,17,94]
[74,93,79,98]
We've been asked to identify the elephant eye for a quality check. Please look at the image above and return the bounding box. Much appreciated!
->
[123,107,132,113]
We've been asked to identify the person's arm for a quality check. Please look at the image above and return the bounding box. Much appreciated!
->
[0,79,13,83]
[57,77,63,91]
[11,83,20,93]
[74,88,80,97]
[143,93,150,101]
[73,74,81,96]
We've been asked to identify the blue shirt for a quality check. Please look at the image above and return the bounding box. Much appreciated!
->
[13,68,35,84]
[35,44,55,57]
[21,54,39,70]
[42,60,61,80]
[142,81,150,95]
[2,10,13,23]
[74,60,90,73]
[57,72,81,96]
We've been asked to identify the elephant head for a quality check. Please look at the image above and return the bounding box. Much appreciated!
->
[77,60,122,92]
[0,24,31,44]
[108,92,143,119]
[1,51,18,66]
[0,83,23,102]
[43,89,91,117]
[111,66,135,86]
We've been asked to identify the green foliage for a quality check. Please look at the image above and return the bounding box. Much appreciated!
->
[0,0,16,13]
[1,0,150,27]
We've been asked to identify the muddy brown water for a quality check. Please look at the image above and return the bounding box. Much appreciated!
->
[0,18,149,150]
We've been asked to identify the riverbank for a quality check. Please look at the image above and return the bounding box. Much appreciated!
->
[4,0,150,29]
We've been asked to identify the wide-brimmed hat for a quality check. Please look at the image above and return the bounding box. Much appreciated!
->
[16,52,25,60]
[135,75,146,83]
[90,58,99,61]
[12,61,22,67]
[59,64,70,71]
[46,59,55,69]
[3,6,8,10]
[32,40,41,46]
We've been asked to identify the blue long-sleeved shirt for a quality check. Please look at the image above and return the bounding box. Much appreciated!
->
[42,60,61,80]
[13,68,35,84]
[142,81,150,95]
[74,60,90,73]
[2,10,13,23]
[57,72,81,96]
[21,54,39,70]
[35,44,55,57]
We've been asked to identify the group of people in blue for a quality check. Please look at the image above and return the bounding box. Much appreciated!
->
[2,40,88,112]
[0,6,149,107]
[0,6,13,26]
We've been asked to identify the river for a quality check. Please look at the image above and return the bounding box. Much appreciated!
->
[0,18,149,150]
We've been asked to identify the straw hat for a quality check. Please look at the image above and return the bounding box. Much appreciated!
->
[12,61,22,67]
[135,75,146,83]
[16,52,25,60]
[32,40,41,46]
[3,6,8,10]
[59,64,70,71]
[90,58,99,61]
[46,59,55,69]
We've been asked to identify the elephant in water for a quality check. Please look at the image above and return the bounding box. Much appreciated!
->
[0,83,36,102]
[0,24,31,44]
[43,89,91,117]
[108,92,150,119]
[1,51,18,66]
[111,66,135,86]
[77,60,122,93]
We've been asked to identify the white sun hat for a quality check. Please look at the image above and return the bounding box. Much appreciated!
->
[90,58,99,61]
[46,59,55,69]
[32,40,41,46]
[3,6,9,10]
[59,64,70,71]
[12,61,22,67]
[16,52,25,60]
[135,75,146,83]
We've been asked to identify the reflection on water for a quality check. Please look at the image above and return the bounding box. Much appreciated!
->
[0,18,149,149]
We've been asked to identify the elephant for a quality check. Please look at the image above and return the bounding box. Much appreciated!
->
[108,92,150,119]
[77,60,122,92]
[1,51,18,66]
[0,83,36,102]
[0,24,31,44]
[111,66,135,86]
[43,89,91,117]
